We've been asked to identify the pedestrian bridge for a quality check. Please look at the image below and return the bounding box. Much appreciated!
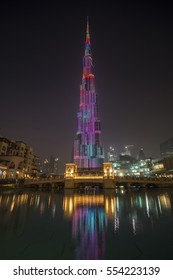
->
[1,162,172,189]
[63,162,173,188]
[17,174,173,189]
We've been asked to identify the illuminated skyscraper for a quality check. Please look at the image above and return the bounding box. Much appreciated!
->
[160,137,173,158]
[74,18,104,168]
[107,146,117,162]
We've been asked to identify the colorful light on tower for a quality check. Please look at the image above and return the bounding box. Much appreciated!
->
[74,17,104,168]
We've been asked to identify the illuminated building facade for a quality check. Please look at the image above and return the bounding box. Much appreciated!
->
[74,18,104,168]
[0,137,40,179]
[160,137,173,158]
[49,156,59,175]
[107,146,117,162]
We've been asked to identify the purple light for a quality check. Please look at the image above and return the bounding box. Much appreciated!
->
[73,19,104,168]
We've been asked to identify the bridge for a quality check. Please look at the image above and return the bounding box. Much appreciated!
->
[63,162,173,188]
[18,174,173,189]
[0,162,173,189]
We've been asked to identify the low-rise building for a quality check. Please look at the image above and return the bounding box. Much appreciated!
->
[0,137,40,179]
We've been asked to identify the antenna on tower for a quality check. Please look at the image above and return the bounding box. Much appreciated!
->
[87,16,89,33]
[86,16,90,39]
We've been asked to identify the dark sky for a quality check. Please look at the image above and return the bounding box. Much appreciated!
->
[0,1,173,171]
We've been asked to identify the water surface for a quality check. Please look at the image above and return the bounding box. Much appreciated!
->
[0,188,173,259]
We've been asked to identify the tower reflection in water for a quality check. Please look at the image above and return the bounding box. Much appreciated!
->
[73,207,107,259]
[63,194,115,259]
[63,190,173,259]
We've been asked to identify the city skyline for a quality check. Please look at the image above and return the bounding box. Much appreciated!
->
[0,2,173,171]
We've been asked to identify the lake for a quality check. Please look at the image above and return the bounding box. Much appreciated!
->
[0,187,173,260]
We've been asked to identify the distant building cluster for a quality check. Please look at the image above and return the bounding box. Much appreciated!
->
[40,156,59,176]
[0,134,173,180]
[107,137,173,177]
[0,137,40,179]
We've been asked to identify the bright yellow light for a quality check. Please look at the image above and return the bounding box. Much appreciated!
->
[10,201,14,212]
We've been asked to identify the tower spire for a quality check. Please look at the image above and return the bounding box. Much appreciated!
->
[86,16,90,38]
[85,16,91,55]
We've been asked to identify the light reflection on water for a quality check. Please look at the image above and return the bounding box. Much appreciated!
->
[0,188,173,259]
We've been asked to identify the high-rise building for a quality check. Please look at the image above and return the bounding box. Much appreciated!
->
[137,148,146,161]
[107,146,117,162]
[121,145,134,157]
[73,18,104,168]
[50,156,59,175]
[42,158,50,174]
[160,137,173,158]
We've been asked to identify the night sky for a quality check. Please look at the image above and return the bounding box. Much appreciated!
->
[0,2,173,171]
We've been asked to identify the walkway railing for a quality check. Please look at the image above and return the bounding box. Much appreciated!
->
[0,174,173,188]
